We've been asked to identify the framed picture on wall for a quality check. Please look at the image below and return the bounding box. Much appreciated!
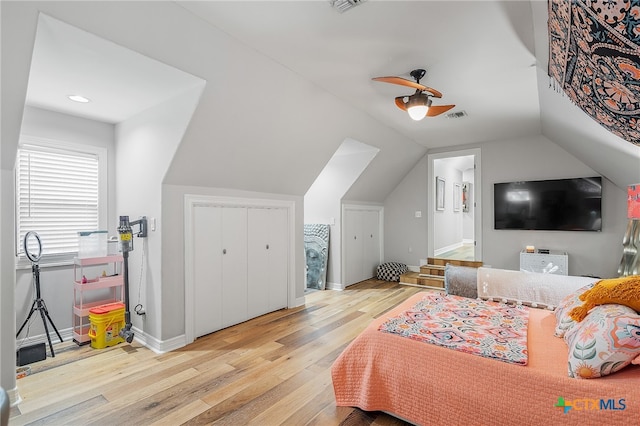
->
[462,182,470,212]
[454,183,461,212]
[436,176,445,211]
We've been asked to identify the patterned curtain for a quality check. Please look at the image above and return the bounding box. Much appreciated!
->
[548,0,640,144]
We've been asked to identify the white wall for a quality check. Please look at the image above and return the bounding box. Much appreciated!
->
[480,135,626,277]
[383,156,428,266]
[115,84,204,344]
[384,134,627,278]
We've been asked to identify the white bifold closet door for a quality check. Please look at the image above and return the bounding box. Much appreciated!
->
[247,208,288,318]
[193,205,223,338]
[193,204,288,339]
[344,208,381,286]
[193,206,247,337]
[221,207,248,328]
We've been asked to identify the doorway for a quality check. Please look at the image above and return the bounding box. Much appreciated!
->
[427,149,482,261]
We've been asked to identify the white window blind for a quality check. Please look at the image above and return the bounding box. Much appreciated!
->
[16,145,100,259]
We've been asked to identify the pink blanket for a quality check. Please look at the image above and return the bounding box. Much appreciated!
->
[378,293,529,365]
[332,292,640,425]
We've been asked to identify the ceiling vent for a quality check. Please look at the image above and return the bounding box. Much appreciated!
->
[446,111,468,119]
[329,0,367,13]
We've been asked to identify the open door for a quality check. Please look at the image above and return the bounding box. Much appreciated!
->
[428,149,482,261]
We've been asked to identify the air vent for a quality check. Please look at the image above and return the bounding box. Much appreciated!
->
[446,111,468,119]
[329,0,367,13]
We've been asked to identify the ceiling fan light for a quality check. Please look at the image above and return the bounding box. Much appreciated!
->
[406,94,430,121]
[407,105,428,121]
[407,105,429,121]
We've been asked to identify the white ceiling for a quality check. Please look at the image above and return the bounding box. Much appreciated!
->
[26,14,204,124]
[25,1,541,148]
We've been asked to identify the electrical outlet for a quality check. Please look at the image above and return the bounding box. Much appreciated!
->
[414,210,422,218]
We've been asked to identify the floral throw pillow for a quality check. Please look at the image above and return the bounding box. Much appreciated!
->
[554,283,595,338]
[566,304,640,379]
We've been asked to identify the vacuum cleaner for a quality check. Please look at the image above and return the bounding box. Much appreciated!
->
[117,215,147,343]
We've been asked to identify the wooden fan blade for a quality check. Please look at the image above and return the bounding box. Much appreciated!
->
[426,104,455,117]
[373,76,425,91]
[394,96,407,111]
[372,76,443,98]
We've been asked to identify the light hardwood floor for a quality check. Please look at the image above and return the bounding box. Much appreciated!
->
[10,280,427,425]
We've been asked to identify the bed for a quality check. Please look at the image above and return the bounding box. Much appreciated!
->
[331,291,640,425]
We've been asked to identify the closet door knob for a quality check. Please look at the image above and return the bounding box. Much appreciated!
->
[223,248,227,254]
[354,236,357,240]
[266,244,270,250]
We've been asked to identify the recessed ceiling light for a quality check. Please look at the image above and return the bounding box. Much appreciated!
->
[67,95,90,103]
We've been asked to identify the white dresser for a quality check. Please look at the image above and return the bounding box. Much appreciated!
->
[520,250,568,275]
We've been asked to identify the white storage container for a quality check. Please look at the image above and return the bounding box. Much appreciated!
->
[78,231,107,258]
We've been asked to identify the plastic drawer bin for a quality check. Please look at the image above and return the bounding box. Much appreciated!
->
[88,303,125,349]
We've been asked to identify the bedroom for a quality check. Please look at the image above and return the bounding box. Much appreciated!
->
[2,0,639,422]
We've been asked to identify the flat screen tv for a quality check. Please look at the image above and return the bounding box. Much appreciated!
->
[494,177,602,231]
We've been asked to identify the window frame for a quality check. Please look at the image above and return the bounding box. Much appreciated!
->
[15,136,108,269]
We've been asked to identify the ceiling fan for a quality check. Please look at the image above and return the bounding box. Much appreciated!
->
[372,69,455,121]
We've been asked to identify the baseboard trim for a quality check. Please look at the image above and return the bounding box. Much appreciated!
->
[293,296,306,308]
[8,385,22,407]
[16,327,73,349]
[326,281,344,291]
[434,242,463,256]
[15,326,188,355]
[132,327,186,354]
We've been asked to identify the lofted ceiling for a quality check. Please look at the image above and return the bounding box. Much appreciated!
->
[10,0,640,193]
[25,1,541,149]
[177,0,542,150]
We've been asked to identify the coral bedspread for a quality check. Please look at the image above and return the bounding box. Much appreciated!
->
[331,292,640,425]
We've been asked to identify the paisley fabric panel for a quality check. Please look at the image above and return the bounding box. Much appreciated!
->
[378,293,529,365]
[548,0,640,144]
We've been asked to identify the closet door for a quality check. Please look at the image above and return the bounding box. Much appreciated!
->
[248,208,288,317]
[221,207,248,328]
[362,209,381,280]
[248,208,270,318]
[344,209,364,285]
[193,206,223,338]
[267,208,288,311]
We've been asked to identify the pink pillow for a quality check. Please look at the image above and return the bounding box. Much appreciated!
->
[566,304,640,379]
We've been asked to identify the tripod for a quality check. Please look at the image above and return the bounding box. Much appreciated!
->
[16,232,63,357]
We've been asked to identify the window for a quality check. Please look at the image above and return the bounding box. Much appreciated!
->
[15,138,106,266]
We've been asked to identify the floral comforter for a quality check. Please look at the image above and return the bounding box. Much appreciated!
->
[378,293,529,365]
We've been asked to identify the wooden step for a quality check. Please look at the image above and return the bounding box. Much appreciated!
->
[420,264,445,277]
[427,257,483,268]
[399,271,444,290]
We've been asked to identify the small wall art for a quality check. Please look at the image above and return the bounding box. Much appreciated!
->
[462,182,471,212]
[436,176,445,211]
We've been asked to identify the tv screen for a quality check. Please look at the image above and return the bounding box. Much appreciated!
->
[494,177,602,231]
